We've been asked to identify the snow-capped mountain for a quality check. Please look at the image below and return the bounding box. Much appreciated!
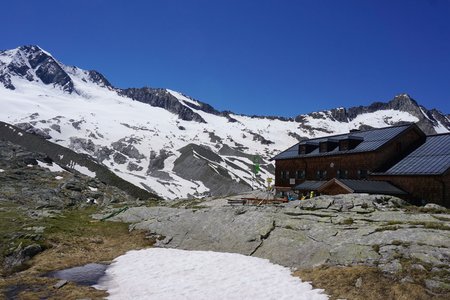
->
[1,45,449,199]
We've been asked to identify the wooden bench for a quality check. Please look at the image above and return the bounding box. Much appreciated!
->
[227,199,247,205]
[242,198,289,205]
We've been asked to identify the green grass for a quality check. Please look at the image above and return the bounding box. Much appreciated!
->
[391,240,411,247]
[407,221,450,231]
[341,218,354,225]
[0,204,133,275]
[374,225,401,232]
[41,206,130,238]
[432,215,450,222]
[0,204,43,258]
[170,198,207,209]
[405,206,450,214]
[385,221,403,226]
[0,203,152,298]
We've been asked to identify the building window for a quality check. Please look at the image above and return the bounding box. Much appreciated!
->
[299,145,306,154]
[339,140,349,151]
[296,170,305,179]
[316,170,327,180]
[281,170,290,181]
[358,170,368,179]
[337,169,348,179]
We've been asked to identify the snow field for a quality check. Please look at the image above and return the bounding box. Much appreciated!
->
[1,47,447,199]
[95,248,328,300]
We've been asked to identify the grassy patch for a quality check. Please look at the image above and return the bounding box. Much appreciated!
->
[371,244,380,253]
[295,265,447,300]
[374,225,401,232]
[406,221,450,231]
[0,205,152,299]
[341,218,354,225]
[32,207,152,272]
[405,206,449,214]
[432,215,450,222]
[385,221,403,226]
[170,198,207,209]
[391,240,411,247]
[0,204,48,266]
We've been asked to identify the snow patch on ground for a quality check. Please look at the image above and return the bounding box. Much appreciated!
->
[37,160,66,173]
[95,248,328,300]
[72,164,96,177]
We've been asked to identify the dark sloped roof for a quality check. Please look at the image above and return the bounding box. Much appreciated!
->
[293,180,327,190]
[336,179,407,195]
[273,124,415,160]
[379,133,450,175]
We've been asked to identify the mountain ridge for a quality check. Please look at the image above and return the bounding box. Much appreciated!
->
[1,45,449,199]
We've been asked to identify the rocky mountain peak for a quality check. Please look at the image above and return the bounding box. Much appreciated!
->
[294,93,450,135]
[88,70,113,89]
[389,93,420,112]
[0,45,449,199]
[0,45,74,93]
[17,44,51,56]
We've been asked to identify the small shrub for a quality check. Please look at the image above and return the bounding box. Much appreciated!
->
[372,244,380,253]
[341,218,354,225]
[374,225,401,232]
[386,221,403,226]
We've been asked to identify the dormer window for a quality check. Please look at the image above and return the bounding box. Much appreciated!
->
[339,140,349,151]
[299,145,306,155]
[319,140,338,153]
[299,142,319,155]
[339,136,363,151]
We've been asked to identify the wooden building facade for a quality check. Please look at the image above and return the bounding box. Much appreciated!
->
[272,124,450,207]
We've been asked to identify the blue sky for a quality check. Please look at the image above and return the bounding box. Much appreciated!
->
[3,0,450,116]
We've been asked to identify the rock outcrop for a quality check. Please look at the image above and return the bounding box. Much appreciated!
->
[0,45,74,92]
[106,194,450,294]
[0,139,150,274]
[0,121,158,200]
[120,88,207,123]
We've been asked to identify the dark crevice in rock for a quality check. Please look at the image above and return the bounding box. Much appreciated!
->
[249,220,276,256]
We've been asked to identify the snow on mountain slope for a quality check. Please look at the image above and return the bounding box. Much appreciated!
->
[1,45,449,199]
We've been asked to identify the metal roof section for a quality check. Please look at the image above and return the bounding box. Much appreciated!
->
[320,179,408,195]
[273,124,414,160]
[293,180,327,190]
[379,133,450,175]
